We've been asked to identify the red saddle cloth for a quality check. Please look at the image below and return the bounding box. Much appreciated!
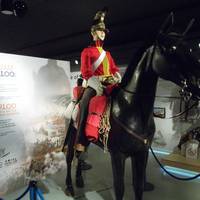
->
[85,95,108,141]
[73,86,85,101]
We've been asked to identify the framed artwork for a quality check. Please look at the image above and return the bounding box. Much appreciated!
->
[153,107,166,118]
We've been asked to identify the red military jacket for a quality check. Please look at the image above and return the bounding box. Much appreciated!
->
[81,41,119,80]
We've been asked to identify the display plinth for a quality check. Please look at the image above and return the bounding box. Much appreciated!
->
[161,153,200,173]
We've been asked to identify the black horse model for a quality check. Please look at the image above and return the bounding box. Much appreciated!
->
[64,14,200,200]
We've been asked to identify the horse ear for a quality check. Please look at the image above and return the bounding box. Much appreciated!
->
[182,18,195,37]
[158,12,174,35]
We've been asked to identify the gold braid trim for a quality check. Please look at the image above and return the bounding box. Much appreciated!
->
[99,99,111,152]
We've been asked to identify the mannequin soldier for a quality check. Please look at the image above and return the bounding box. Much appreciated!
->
[75,8,121,155]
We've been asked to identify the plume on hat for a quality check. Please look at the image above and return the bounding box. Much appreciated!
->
[91,7,109,33]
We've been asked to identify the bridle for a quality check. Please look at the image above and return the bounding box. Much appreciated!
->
[179,78,192,102]
[119,40,198,119]
[120,77,198,120]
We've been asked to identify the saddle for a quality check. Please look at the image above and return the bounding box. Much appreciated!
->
[69,85,114,148]
[85,95,110,142]
[71,94,110,140]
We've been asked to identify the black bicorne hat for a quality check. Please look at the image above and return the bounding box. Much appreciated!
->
[91,7,109,33]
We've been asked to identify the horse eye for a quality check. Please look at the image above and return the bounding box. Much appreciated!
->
[172,46,177,50]
[168,46,177,53]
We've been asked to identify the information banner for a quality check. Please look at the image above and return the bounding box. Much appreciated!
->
[0,53,71,195]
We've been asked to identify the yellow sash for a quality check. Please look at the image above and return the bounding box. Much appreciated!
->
[97,47,110,76]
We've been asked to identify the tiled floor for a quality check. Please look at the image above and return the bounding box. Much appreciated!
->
[3,144,200,200]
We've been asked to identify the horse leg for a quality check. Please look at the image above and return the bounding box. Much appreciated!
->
[131,150,148,200]
[110,151,126,200]
[143,149,155,191]
[65,126,76,196]
[75,151,84,188]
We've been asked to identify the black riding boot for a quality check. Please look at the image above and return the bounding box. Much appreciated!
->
[76,87,96,150]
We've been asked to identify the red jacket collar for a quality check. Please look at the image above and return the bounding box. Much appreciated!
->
[90,40,104,47]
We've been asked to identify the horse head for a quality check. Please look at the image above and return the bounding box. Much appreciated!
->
[152,13,200,101]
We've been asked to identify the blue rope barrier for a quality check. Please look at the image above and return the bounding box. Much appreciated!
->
[36,189,45,200]
[15,181,45,200]
[15,185,31,200]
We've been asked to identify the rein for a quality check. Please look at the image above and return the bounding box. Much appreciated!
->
[120,86,198,119]
[118,88,200,181]
[164,101,198,119]
[113,115,149,146]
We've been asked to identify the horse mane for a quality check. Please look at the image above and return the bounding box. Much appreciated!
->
[120,45,150,88]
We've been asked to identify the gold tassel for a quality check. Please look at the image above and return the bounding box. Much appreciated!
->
[99,99,111,153]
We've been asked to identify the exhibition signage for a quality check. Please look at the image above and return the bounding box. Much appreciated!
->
[0,53,70,195]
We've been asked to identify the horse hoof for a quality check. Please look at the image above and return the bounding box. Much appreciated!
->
[144,182,154,192]
[65,185,75,196]
[76,176,84,188]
